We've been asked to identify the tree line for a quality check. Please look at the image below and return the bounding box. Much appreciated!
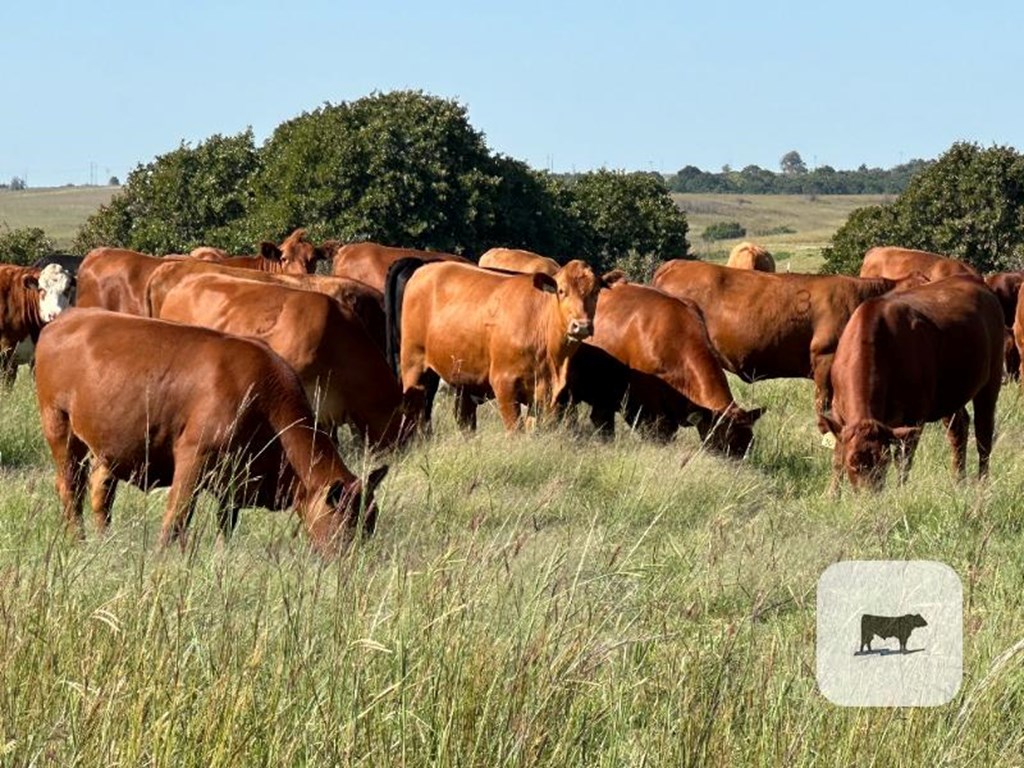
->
[667,156,932,195]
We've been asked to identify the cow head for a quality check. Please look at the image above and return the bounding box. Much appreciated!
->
[909,613,928,629]
[538,261,620,342]
[822,415,922,491]
[32,264,75,322]
[306,465,389,554]
[691,404,765,458]
[261,228,328,274]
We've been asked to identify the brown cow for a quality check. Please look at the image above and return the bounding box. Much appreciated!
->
[574,282,764,455]
[859,246,979,281]
[209,229,326,274]
[35,308,388,553]
[823,276,1003,491]
[478,248,560,276]
[189,246,231,261]
[651,259,923,429]
[145,259,386,353]
[78,231,322,315]
[986,271,1024,380]
[0,264,76,386]
[148,271,404,450]
[330,242,470,292]
[727,242,775,272]
[389,259,605,431]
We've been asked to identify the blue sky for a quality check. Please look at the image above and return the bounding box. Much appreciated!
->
[3,1,1023,187]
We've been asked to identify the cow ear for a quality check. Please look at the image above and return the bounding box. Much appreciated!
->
[891,426,922,444]
[260,242,282,261]
[532,273,557,293]
[22,274,39,291]
[821,412,842,436]
[600,269,628,288]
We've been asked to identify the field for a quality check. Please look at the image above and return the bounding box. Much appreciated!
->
[676,193,893,271]
[0,186,117,248]
[3,364,1024,764]
[4,191,1024,763]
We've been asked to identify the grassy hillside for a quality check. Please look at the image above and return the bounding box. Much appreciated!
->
[0,185,118,248]
[677,193,892,272]
[2,363,1024,764]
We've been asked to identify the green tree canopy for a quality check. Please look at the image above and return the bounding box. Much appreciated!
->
[73,130,260,255]
[0,225,55,266]
[821,142,1024,274]
[72,90,690,270]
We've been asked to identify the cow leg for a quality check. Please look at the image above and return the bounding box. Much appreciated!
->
[942,409,970,480]
[894,431,923,486]
[89,460,118,534]
[810,352,835,433]
[973,380,1000,479]
[0,346,15,390]
[454,388,478,431]
[159,450,206,550]
[493,377,522,431]
[41,407,88,536]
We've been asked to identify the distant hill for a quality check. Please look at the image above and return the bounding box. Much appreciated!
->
[0,186,118,248]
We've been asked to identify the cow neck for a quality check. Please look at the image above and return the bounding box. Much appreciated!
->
[544,307,578,404]
[22,286,43,333]
[268,408,356,507]
[257,257,291,274]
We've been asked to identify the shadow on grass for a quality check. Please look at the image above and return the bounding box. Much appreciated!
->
[853,648,925,657]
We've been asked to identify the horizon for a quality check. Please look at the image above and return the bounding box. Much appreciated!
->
[3,2,1022,187]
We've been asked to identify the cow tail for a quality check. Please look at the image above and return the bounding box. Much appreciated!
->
[384,257,428,379]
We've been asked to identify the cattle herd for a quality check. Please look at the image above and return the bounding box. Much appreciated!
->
[0,233,1018,555]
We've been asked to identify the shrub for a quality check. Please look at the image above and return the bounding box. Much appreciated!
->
[702,221,746,242]
[0,225,55,266]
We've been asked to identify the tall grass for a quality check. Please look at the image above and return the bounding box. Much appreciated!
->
[1,370,1024,765]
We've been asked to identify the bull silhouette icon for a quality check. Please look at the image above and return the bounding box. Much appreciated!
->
[858,613,927,654]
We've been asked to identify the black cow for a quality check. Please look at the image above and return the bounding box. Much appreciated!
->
[859,613,928,653]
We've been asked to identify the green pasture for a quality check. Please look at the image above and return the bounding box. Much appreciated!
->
[1,364,1023,765]
[0,186,117,249]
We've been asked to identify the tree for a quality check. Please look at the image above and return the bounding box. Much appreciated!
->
[244,90,499,254]
[821,142,1024,274]
[74,130,260,255]
[780,151,807,175]
[560,169,690,271]
[9,177,26,191]
[108,176,120,186]
[0,225,55,265]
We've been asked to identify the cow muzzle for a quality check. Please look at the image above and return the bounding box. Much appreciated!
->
[567,319,593,341]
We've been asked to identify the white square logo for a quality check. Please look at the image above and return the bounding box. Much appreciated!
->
[816,560,962,707]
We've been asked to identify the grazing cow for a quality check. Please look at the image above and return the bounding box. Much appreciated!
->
[479,247,560,276]
[986,271,1024,380]
[145,259,386,353]
[388,258,605,431]
[564,282,764,455]
[35,308,388,554]
[651,259,922,429]
[859,246,979,281]
[0,264,75,386]
[727,242,775,272]
[149,271,404,450]
[330,242,470,293]
[859,614,928,653]
[823,276,1003,491]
